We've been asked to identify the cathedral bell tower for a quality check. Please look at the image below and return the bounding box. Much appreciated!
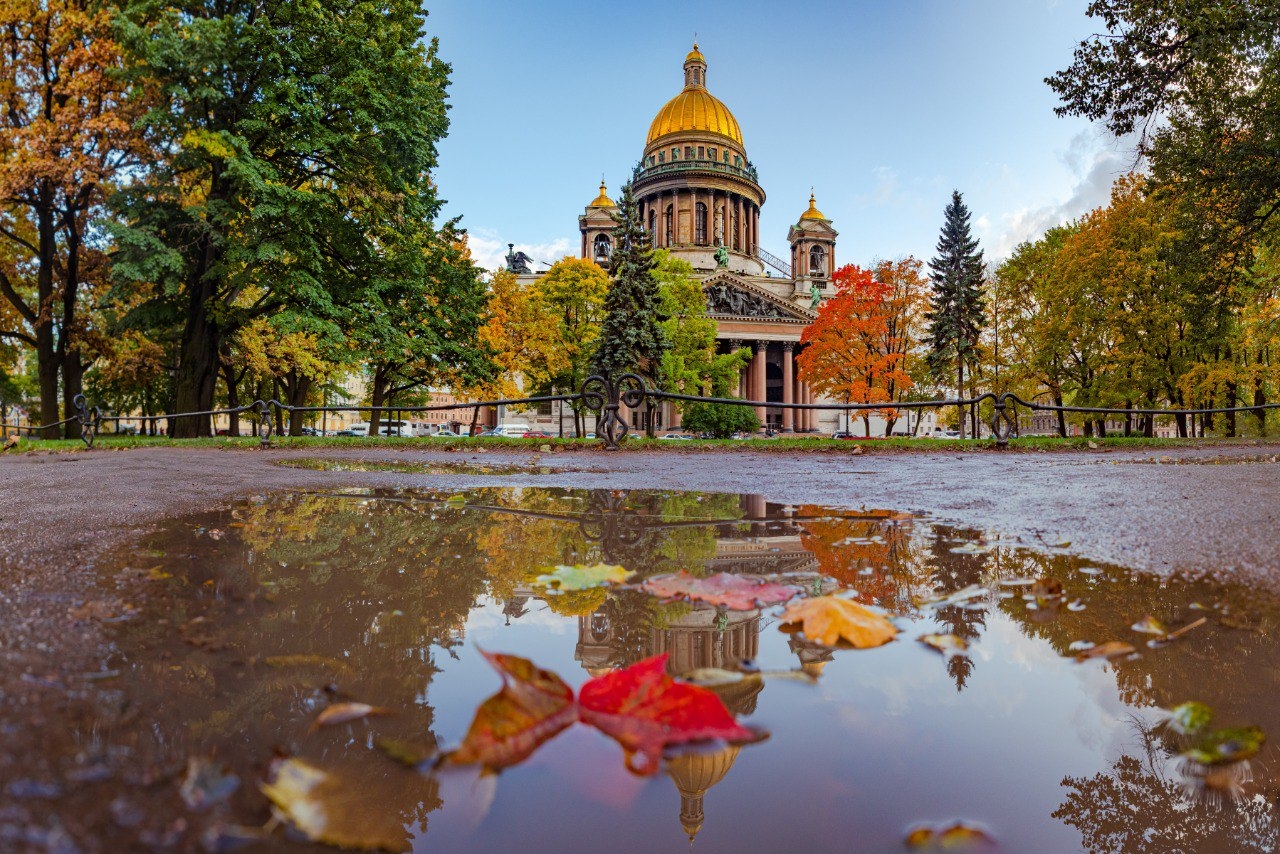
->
[578,180,618,267]
[787,192,838,301]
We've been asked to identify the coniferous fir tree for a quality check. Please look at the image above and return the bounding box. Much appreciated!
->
[592,181,669,435]
[925,190,986,438]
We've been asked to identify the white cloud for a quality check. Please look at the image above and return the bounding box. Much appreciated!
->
[466,227,575,274]
[985,131,1142,260]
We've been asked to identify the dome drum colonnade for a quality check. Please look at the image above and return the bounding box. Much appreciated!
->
[577,44,839,433]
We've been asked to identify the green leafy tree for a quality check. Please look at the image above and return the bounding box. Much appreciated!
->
[356,229,494,437]
[925,191,986,437]
[654,249,749,402]
[532,256,609,436]
[1047,1,1280,251]
[111,0,453,436]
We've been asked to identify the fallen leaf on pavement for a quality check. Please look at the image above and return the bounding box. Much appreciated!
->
[533,563,633,592]
[641,571,802,610]
[1074,641,1136,662]
[779,596,898,648]
[312,702,391,730]
[442,650,576,771]
[578,653,758,775]
[261,758,410,852]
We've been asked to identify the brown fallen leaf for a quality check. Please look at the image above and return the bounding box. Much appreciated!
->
[442,650,576,771]
[918,634,968,657]
[1074,641,1136,662]
[779,596,897,648]
[312,702,391,730]
[3,435,19,451]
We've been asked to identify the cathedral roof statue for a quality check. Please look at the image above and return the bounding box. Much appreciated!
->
[646,45,744,147]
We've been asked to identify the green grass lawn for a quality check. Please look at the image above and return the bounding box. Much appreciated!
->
[1,431,1270,455]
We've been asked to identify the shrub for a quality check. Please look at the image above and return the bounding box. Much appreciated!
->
[680,401,761,439]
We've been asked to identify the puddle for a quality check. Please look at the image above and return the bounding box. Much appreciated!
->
[24,488,1280,852]
[273,458,569,475]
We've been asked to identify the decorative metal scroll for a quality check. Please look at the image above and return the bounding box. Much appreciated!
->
[580,373,647,450]
[72,394,100,449]
[990,395,1017,444]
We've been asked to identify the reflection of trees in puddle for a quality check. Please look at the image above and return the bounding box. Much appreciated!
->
[1055,717,1278,853]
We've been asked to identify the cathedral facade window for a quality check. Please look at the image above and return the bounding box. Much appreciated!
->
[695,203,707,244]
[664,204,674,246]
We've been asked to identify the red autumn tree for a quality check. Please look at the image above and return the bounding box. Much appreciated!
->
[797,264,913,437]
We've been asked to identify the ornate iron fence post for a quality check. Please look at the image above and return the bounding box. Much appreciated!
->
[581,373,648,450]
[256,400,274,449]
[990,393,1017,448]
[72,394,100,449]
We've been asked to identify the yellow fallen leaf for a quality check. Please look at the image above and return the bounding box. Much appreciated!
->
[261,758,411,852]
[779,596,897,648]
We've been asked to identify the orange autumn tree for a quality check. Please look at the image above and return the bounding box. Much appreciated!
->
[798,265,913,437]
[0,0,147,436]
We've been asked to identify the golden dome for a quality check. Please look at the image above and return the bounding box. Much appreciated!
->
[801,191,827,221]
[589,180,615,208]
[646,48,744,147]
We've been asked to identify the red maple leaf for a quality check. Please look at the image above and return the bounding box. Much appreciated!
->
[578,654,757,774]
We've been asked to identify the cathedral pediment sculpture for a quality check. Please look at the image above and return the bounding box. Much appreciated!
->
[703,278,810,320]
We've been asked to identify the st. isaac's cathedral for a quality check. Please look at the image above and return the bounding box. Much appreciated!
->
[521,44,845,434]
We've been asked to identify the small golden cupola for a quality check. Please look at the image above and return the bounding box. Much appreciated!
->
[589,179,615,208]
[800,191,827,221]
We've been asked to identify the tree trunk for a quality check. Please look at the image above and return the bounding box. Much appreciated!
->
[34,184,60,439]
[285,371,312,436]
[1255,378,1267,437]
[1175,412,1188,438]
[172,280,221,437]
[1054,392,1067,438]
[469,405,480,437]
[60,214,85,440]
[956,361,966,440]
[1225,380,1237,437]
[1124,403,1133,437]
[369,370,388,436]
[220,347,240,436]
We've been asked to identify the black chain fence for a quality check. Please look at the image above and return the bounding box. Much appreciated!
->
[2,379,1278,451]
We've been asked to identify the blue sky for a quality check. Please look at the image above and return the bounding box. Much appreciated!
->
[427,0,1132,273]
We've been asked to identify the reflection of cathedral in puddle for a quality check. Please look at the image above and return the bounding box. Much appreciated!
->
[570,495,834,842]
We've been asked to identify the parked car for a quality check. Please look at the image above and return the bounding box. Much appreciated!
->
[431,428,462,438]
[345,423,371,437]
[472,428,499,438]
[831,431,859,440]
[522,430,553,438]
[491,423,530,438]
[659,433,694,440]
[930,429,961,439]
